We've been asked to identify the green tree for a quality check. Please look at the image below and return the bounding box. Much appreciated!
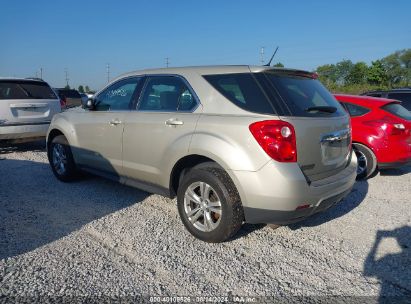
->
[347,62,368,85]
[316,64,338,86]
[367,60,387,86]
[335,59,354,85]
[273,62,284,67]
[64,84,70,90]
[78,85,84,93]
[381,52,404,87]
[85,85,90,93]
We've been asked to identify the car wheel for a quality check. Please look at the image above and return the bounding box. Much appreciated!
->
[48,135,79,182]
[177,163,244,243]
[353,143,377,180]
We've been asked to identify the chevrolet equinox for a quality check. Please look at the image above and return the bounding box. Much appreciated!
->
[47,66,357,242]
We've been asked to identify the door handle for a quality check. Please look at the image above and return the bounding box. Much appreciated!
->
[109,119,122,126]
[165,119,184,126]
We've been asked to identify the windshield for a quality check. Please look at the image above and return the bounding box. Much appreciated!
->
[262,72,346,117]
[0,81,57,100]
[381,103,411,121]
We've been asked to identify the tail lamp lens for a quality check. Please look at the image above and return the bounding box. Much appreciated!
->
[249,120,297,162]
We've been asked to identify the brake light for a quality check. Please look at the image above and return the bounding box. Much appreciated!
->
[390,123,407,136]
[249,120,297,162]
[59,97,66,109]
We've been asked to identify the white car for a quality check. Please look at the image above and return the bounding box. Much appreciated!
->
[0,78,61,144]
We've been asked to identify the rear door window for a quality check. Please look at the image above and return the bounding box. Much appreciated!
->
[387,93,411,111]
[381,103,411,121]
[0,81,57,100]
[203,73,276,114]
[138,76,198,112]
[263,72,346,117]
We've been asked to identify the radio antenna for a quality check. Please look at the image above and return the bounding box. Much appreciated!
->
[265,46,279,66]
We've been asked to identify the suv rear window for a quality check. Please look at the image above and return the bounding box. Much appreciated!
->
[203,73,275,114]
[55,89,81,99]
[381,103,411,121]
[0,81,57,100]
[263,72,345,117]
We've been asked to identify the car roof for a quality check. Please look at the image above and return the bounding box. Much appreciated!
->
[363,88,411,94]
[0,77,46,82]
[334,94,400,108]
[118,65,313,79]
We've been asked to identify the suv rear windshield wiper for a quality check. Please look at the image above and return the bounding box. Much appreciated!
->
[305,106,337,114]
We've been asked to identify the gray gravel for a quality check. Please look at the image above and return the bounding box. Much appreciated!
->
[0,141,410,301]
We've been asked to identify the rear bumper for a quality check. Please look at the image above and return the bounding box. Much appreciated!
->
[378,158,411,169]
[0,123,49,142]
[229,154,357,225]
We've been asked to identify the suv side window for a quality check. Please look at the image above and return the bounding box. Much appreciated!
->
[94,77,141,111]
[387,93,411,111]
[138,76,197,112]
[344,102,370,117]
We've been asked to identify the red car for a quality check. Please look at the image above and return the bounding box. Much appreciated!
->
[335,94,411,179]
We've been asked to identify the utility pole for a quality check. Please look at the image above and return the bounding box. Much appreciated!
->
[40,67,43,79]
[260,47,265,65]
[106,63,110,83]
[165,57,170,68]
[64,68,69,87]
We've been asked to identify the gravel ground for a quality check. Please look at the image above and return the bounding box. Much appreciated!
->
[0,142,410,302]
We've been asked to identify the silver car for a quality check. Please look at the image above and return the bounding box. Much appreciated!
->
[0,78,61,143]
[46,66,357,242]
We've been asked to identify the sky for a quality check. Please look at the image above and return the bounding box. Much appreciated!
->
[1,0,410,91]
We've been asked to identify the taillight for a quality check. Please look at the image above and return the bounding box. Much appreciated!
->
[59,98,66,109]
[389,123,407,136]
[249,120,297,162]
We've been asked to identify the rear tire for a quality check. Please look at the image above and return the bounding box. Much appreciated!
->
[353,143,377,180]
[177,163,244,243]
[48,135,79,182]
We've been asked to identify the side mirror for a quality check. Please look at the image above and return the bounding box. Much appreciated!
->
[80,95,88,106]
[82,97,95,110]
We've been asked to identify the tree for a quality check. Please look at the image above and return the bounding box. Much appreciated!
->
[273,62,284,67]
[64,84,70,90]
[347,62,368,85]
[335,59,354,85]
[316,64,338,86]
[78,85,84,93]
[85,85,90,93]
[367,60,387,86]
[381,52,405,87]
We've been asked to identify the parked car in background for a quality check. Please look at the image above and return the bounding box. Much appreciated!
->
[47,66,356,242]
[362,88,411,111]
[0,78,61,144]
[335,94,411,179]
[53,88,83,108]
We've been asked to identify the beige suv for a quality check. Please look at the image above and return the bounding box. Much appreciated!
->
[47,66,357,242]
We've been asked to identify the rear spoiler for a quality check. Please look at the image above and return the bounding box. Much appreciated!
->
[265,69,318,79]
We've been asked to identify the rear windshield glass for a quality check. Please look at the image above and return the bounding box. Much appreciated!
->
[56,89,81,99]
[387,93,411,111]
[203,73,275,114]
[381,103,411,121]
[0,81,57,100]
[263,72,345,117]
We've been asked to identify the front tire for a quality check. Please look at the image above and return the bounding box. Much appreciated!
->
[177,164,244,243]
[48,135,79,182]
[353,143,377,180]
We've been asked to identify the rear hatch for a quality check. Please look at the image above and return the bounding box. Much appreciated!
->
[255,70,352,181]
[0,80,61,125]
